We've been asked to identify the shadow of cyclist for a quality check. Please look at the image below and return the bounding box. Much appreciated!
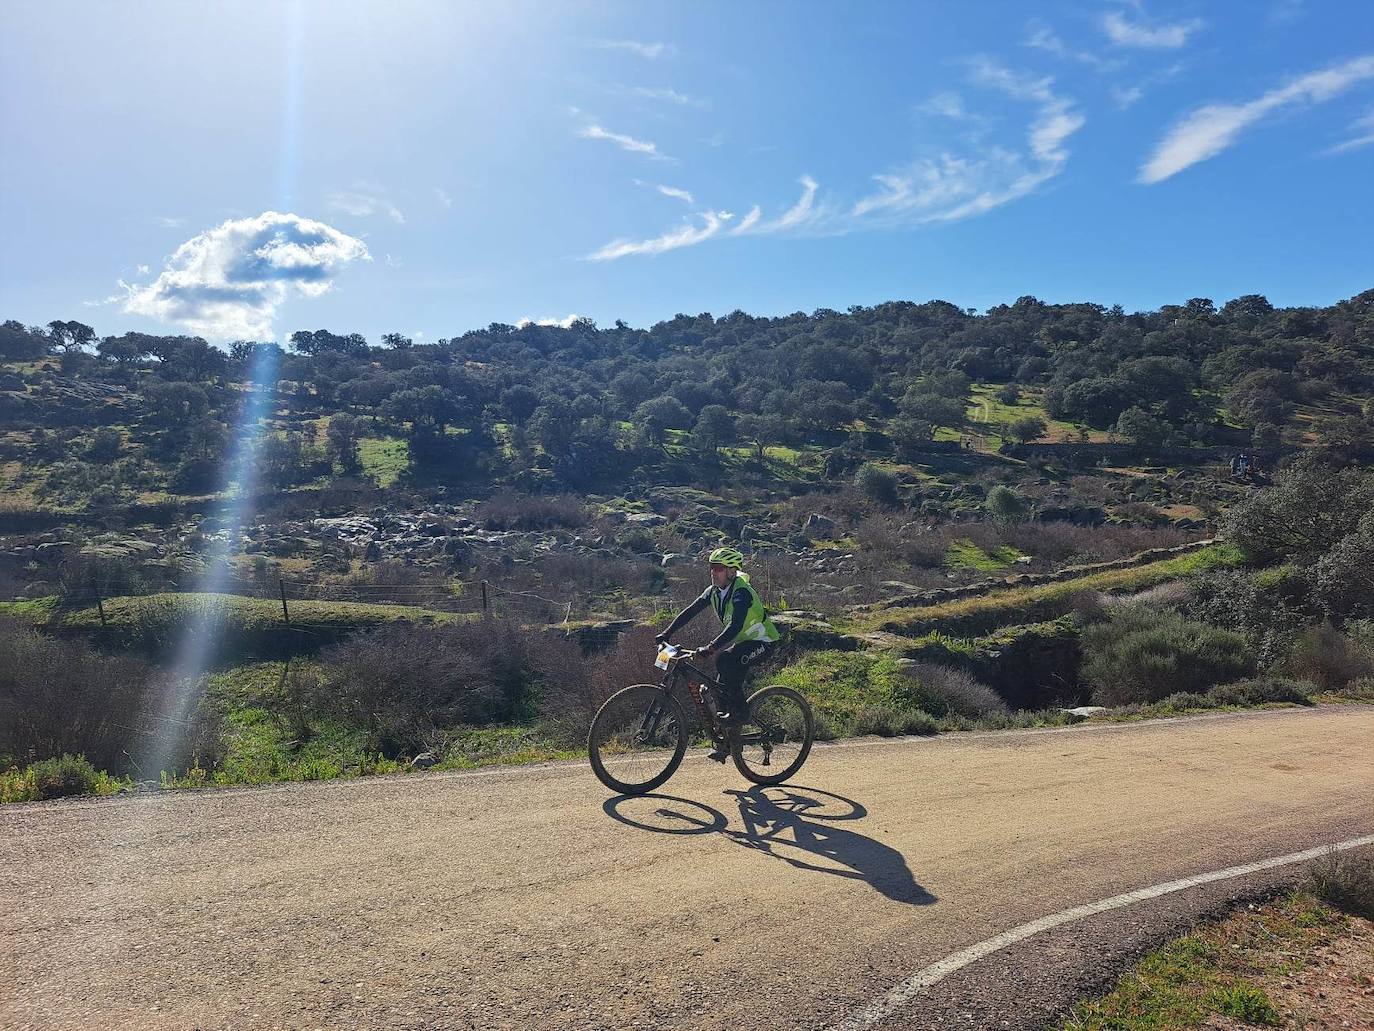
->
[603,786,934,906]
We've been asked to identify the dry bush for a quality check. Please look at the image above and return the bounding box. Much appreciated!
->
[319,620,584,755]
[895,662,1009,718]
[540,626,662,745]
[1284,625,1374,691]
[476,491,589,531]
[0,617,193,774]
[1005,522,1189,566]
[1307,850,1374,919]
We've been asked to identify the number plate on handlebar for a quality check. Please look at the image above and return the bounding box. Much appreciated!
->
[654,644,679,670]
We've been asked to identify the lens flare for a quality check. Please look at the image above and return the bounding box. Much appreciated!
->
[136,345,281,780]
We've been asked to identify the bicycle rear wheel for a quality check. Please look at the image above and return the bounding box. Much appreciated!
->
[731,685,813,786]
[588,685,690,795]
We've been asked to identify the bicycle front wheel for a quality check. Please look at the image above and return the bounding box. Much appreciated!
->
[731,685,814,786]
[588,685,690,795]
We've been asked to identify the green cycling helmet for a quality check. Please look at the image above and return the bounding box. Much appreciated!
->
[707,546,744,569]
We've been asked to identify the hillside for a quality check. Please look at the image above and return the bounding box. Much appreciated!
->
[3,292,1374,796]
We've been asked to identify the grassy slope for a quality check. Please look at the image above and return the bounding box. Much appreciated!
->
[852,544,1241,637]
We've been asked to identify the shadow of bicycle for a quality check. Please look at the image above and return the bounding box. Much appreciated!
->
[604,785,935,906]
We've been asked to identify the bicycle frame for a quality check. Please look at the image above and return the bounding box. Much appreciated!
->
[652,657,773,752]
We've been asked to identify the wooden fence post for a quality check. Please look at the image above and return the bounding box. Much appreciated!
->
[481,580,489,615]
[279,577,291,626]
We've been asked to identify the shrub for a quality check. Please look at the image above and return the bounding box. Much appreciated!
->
[1340,677,1374,700]
[851,704,938,737]
[854,464,899,507]
[476,491,588,531]
[1082,607,1255,706]
[985,485,1026,525]
[894,662,1008,718]
[29,754,99,799]
[0,618,160,772]
[319,621,583,755]
[1284,625,1374,691]
[1306,850,1374,919]
[1205,677,1312,707]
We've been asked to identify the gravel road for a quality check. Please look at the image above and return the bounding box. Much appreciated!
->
[3,705,1371,1030]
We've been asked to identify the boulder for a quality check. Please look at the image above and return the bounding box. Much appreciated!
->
[625,512,667,527]
[660,553,693,568]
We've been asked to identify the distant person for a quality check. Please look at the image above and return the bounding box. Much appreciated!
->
[656,547,780,755]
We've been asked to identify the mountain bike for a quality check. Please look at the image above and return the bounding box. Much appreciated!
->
[588,643,814,795]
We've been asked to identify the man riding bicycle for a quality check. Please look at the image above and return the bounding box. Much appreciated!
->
[656,547,780,739]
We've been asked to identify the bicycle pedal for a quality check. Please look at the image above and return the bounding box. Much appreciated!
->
[706,749,728,764]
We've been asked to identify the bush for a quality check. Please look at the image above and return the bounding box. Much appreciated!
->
[1340,676,1374,700]
[851,705,938,737]
[319,621,583,755]
[854,464,899,507]
[1307,850,1374,919]
[894,662,1008,718]
[1205,677,1312,707]
[476,491,588,531]
[1284,625,1374,691]
[29,754,99,799]
[1082,607,1255,706]
[0,618,161,772]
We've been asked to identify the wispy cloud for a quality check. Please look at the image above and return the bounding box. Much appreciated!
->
[1140,53,1374,182]
[853,60,1084,223]
[635,179,695,204]
[629,85,703,107]
[1112,85,1146,109]
[122,211,369,339]
[1101,11,1204,49]
[327,183,405,224]
[435,187,454,208]
[578,123,670,161]
[588,60,1085,260]
[592,39,670,59]
[1024,21,1119,71]
[588,210,733,260]
[1267,0,1305,26]
[154,216,186,229]
[1324,107,1374,155]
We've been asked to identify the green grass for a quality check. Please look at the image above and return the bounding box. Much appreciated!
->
[945,538,1024,572]
[855,544,1243,638]
[357,435,408,487]
[433,726,581,770]
[164,706,403,788]
[58,591,472,656]
[0,596,60,622]
[1060,891,1342,1030]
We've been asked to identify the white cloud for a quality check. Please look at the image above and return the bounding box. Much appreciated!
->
[1325,107,1374,155]
[327,184,405,224]
[592,39,669,59]
[515,314,585,328]
[630,85,702,106]
[154,216,186,229]
[588,210,733,260]
[853,60,1084,224]
[921,91,970,119]
[435,187,454,208]
[1140,53,1374,182]
[578,123,670,161]
[635,179,694,204]
[1267,0,1305,26]
[122,211,369,340]
[1112,85,1146,109]
[1102,11,1204,49]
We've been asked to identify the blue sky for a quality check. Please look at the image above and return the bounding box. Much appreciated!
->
[1,0,1372,343]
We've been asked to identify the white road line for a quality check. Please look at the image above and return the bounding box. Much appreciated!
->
[828,833,1374,1031]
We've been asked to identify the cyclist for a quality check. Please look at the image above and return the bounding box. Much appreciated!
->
[656,546,780,749]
